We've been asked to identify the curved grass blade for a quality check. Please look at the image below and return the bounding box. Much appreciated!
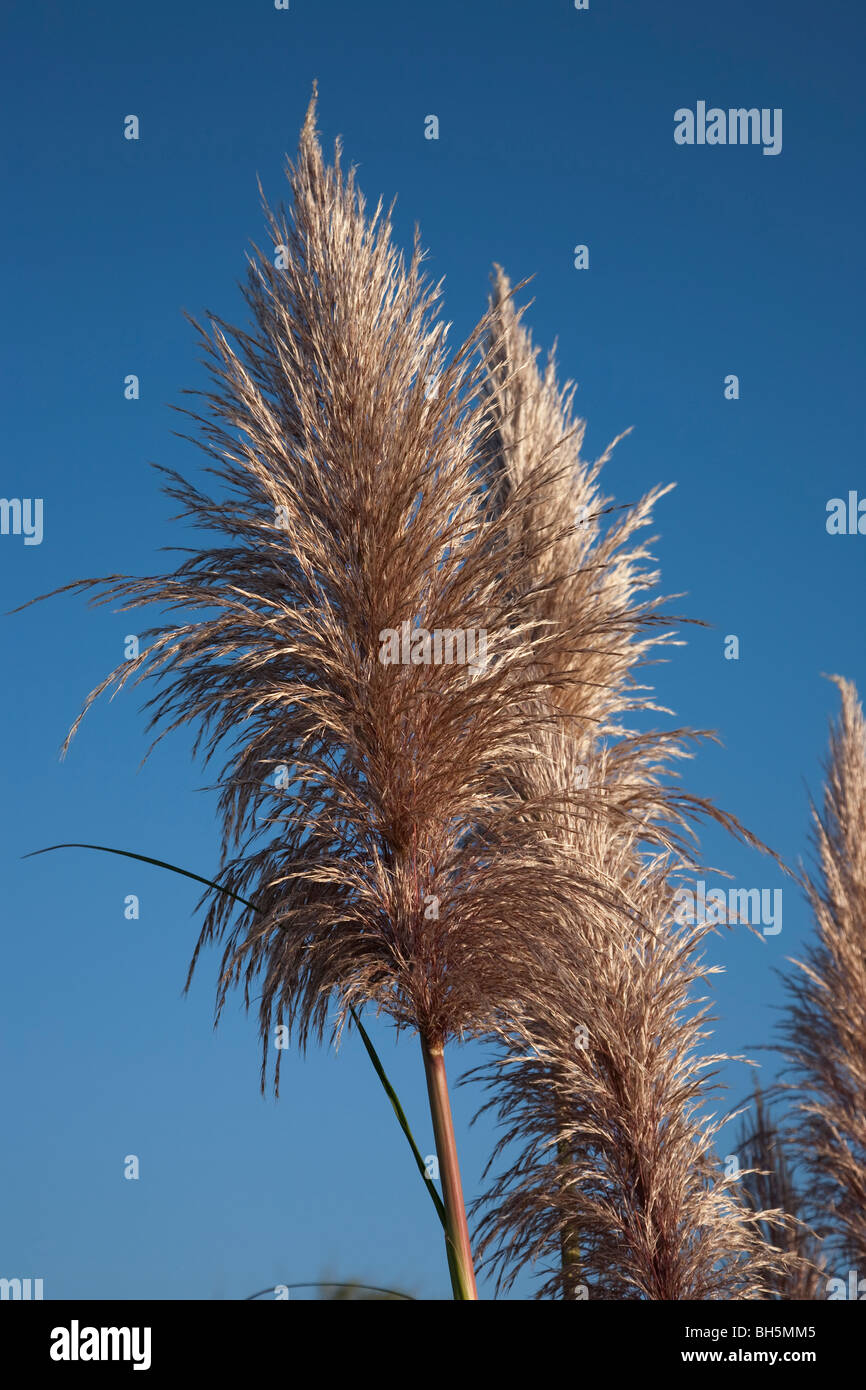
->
[23,843,452,1250]
[246,1282,415,1300]
[351,1008,448,1228]
[351,1003,464,1296]
[24,843,256,910]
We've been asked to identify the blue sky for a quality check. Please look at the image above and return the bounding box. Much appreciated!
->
[1,0,864,1299]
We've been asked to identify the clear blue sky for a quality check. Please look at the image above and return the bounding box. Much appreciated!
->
[2,0,864,1299]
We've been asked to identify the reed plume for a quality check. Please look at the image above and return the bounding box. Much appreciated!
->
[778,676,866,1271]
[735,1084,825,1299]
[467,272,795,1298]
[22,92,667,1297]
[471,839,797,1298]
[477,268,767,851]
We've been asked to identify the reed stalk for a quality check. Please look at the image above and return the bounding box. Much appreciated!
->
[421,1040,478,1299]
